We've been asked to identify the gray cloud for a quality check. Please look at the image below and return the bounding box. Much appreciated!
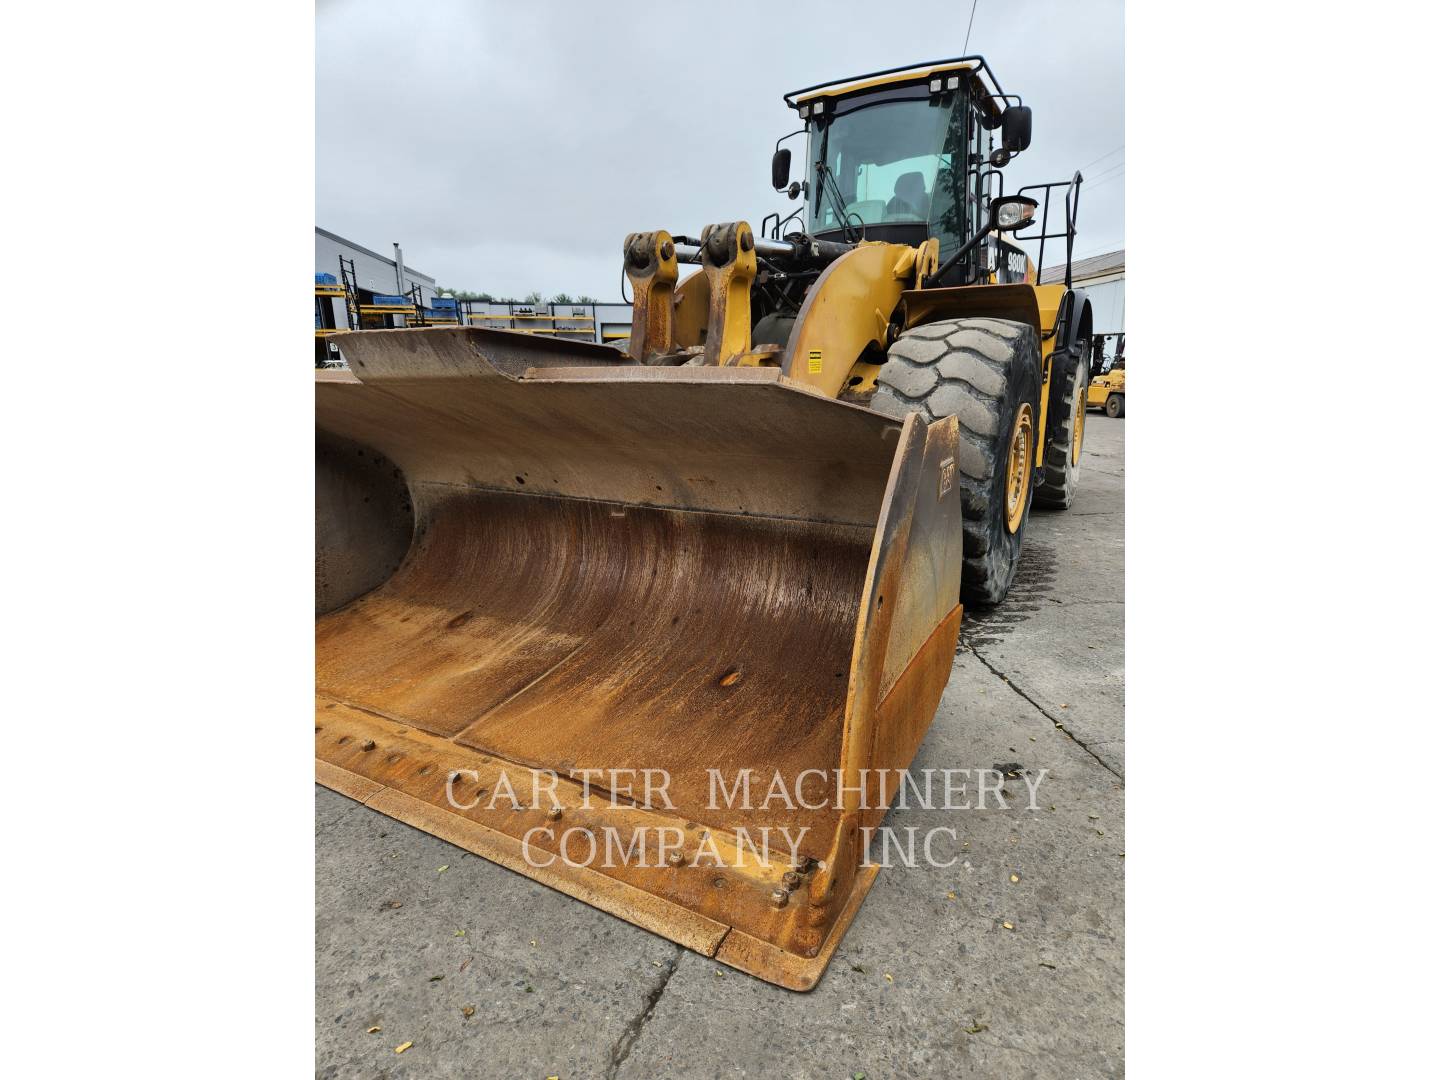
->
[317,0,1123,299]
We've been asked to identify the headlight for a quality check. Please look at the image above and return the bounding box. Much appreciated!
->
[996,201,1036,228]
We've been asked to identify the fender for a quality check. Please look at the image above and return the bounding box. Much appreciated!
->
[899,283,1045,342]
[1042,290,1094,456]
[1053,288,1093,353]
[781,242,918,398]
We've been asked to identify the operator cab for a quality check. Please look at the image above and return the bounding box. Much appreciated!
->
[774,57,1033,285]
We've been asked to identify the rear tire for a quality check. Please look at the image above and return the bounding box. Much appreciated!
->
[1035,353,1087,510]
[872,317,1042,607]
[1105,393,1124,418]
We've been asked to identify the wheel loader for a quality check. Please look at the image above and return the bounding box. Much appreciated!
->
[315,55,1094,990]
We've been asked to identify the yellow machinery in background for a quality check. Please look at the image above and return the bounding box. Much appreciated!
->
[315,55,1096,990]
[1087,332,1126,417]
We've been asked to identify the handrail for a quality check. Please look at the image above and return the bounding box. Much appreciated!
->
[1017,170,1083,290]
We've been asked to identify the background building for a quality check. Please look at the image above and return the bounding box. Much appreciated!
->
[1042,247,1124,369]
[315,228,437,309]
[459,300,634,345]
[315,228,440,363]
[1042,248,1124,332]
[314,226,633,363]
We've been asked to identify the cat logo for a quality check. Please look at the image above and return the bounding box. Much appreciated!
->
[939,456,956,498]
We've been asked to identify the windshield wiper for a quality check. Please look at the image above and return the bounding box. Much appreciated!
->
[814,162,861,243]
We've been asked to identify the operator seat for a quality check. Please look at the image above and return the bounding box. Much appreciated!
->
[887,171,931,220]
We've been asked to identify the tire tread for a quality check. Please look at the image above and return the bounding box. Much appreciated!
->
[872,317,1041,605]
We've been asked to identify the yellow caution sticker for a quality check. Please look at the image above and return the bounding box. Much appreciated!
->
[807,349,823,374]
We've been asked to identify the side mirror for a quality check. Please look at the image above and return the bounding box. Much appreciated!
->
[1002,106,1032,153]
[771,148,792,191]
[987,195,1039,232]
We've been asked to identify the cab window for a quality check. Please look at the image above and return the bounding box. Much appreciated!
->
[808,97,953,233]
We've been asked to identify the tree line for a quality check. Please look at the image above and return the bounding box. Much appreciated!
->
[438,288,600,305]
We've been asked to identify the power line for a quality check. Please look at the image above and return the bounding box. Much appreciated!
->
[1085,170,1126,194]
[1085,159,1125,182]
[1068,240,1125,261]
[963,0,980,53]
[1083,165,1125,189]
[1077,144,1124,174]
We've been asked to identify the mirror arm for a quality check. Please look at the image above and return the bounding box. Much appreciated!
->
[774,128,807,154]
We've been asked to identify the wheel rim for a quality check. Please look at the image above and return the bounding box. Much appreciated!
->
[1071,378,1086,465]
[1004,402,1034,534]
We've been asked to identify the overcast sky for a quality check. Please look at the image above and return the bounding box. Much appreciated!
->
[316,0,1123,300]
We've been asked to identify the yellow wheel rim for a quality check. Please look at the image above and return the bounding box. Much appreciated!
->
[1071,378,1086,465]
[1004,402,1034,534]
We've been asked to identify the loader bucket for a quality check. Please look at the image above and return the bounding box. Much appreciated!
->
[315,326,964,989]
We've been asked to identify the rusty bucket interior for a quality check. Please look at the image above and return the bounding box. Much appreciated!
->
[315,327,964,989]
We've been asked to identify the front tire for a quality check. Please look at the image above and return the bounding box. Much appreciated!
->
[1105,393,1124,418]
[872,317,1042,606]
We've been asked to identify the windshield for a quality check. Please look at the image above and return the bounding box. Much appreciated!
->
[808,98,955,233]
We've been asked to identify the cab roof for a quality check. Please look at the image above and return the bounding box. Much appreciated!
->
[784,55,1012,123]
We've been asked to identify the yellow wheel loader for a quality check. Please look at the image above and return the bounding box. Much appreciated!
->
[315,55,1095,990]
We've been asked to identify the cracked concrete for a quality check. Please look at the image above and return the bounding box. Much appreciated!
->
[315,417,1125,1078]
[604,947,679,1079]
[968,646,1122,781]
